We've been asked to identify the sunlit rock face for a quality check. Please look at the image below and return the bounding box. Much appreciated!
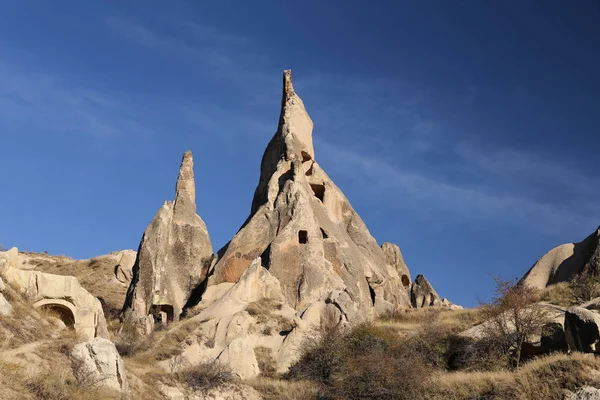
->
[121,151,213,332]
[206,70,411,326]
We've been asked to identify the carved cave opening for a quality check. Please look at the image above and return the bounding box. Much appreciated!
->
[151,304,175,325]
[368,284,376,306]
[310,184,325,202]
[40,304,76,329]
[298,230,308,244]
[401,275,410,287]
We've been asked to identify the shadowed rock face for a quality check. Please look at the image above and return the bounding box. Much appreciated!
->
[205,70,411,325]
[121,151,213,332]
[411,274,441,308]
[521,226,600,290]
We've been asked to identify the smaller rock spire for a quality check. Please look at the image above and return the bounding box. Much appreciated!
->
[174,150,196,218]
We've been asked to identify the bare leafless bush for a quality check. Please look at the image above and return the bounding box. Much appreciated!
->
[480,276,549,369]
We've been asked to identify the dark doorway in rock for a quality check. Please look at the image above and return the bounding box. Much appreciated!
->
[298,230,308,244]
[401,275,410,287]
[320,228,329,239]
[40,304,76,329]
[368,284,376,306]
[151,304,175,325]
[310,184,325,202]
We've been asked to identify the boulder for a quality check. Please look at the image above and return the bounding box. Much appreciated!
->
[158,383,261,400]
[216,338,260,380]
[411,274,441,308]
[113,250,136,284]
[121,151,213,332]
[564,307,600,353]
[521,226,600,290]
[71,338,128,392]
[0,277,5,292]
[0,293,13,316]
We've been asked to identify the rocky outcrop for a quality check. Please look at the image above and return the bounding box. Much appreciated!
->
[158,383,262,400]
[564,307,600,353]
[166,70,416,376]
[521,226,600,290]
[113,250,136,284]
[382,242,411,288]
[0,248,108,340]
[0,293,13,316]
[205,70,410,325]
[71,338,128,392]
[411,274,441,308]
[121,151,213,332]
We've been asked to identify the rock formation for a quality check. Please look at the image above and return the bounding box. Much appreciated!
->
[114,250,136,284]
[0,247,109,340]
[71,338,129,392]
[411,274,441,308]
[564,306,600,353]
[521,226,600,290]
[121,151,213,332]
[167,70,418,376]
[204,70,410,324]
[382,242,411,288]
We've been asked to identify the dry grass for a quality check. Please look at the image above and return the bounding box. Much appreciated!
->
[249,377,318,400]
[429,353,600,400]
[539,282,579,307]
[378,307,487,335]
[0,352,122,400]
[255,346,277,378]
[0,286,59,349]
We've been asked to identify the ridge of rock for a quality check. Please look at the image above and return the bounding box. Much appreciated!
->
[521,226,600,290]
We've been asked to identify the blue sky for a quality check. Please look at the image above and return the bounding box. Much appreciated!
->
[1,1,599,307]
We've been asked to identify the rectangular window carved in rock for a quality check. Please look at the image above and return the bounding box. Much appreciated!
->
[298,230,308,244]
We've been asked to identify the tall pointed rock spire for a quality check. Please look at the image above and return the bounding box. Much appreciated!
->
[121,151,213,333]
[206,69,412,330]
[174,150,196,220]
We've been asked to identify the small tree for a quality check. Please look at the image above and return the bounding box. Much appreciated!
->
[481,276,548,369]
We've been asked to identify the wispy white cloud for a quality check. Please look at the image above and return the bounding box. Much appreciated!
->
[317,138,598,235]
[0,62,144,139]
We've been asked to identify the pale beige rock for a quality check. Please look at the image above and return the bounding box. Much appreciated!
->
[71,338,128,391]
[216,337,260,380]
[522,227,600,290]
[382,242,411,287]
[113,250,136,284]
[158,383,261,400]
[0,293,13,316]
[121,151,213,332]
[1,248,108,340]
[0,276,5,292]
[206,70,410,328]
